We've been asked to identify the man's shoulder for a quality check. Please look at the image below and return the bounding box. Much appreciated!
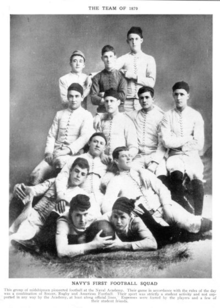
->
[54,109,65,118]
[153,105,164,114]
[187,106,203,117]
[60,72,87,81]
[78,107,93,117]
[140,51,155,61]
[120,112,135,123]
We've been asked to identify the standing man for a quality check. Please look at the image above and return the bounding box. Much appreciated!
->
[90,45,127,113]
[116,27,156,111]
[160,81,205,215]
[59,50,91,109]
[29,83,94,185]
[97,88,138,164]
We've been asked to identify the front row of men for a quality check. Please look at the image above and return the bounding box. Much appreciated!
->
[9,81,211,257]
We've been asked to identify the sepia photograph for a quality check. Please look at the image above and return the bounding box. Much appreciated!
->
[8,13,213,279]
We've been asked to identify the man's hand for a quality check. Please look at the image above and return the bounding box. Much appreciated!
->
[53,147,71,159]
[104,237,128,251]
[93,114,102,131]
[99,92,105,98]
[125,71,137,80]
[147,162,158,174]
[91,230,113,250]
[55,200,68,213]
[13,183,35,203]
[44,152,53,165]
[101,153,112,165]
[182,139,197,152]
[85,75,92,88]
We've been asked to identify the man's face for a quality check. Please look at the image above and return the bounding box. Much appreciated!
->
[70,55,85,73]
[71,209,89,231]
[104,96,120,114]
[139,91,154,110]
[173,89,189,110]
[115,150,132,171]
[127,33,143,53]
[67,90,83,110]
[111,210,130,232]
[101,51,116,70]
[69,165,88,187]
[89,136,106,157]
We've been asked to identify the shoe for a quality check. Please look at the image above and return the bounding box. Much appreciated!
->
[11,239,40,253]
[199,218,212,233]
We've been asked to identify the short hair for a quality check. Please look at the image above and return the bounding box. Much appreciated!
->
[127,26,143,38]
[67,83,84,96]
[89,132,107,145]
[112,146,128,160]
[172,81,190,93]
[138,86,154,98]
[101,45,115,56]
[70,157,90,173]
[69,194,91,217]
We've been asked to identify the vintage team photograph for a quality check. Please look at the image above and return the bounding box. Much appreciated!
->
[9,14,212,278]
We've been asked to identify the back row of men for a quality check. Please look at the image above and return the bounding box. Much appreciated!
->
[9,26,211,258]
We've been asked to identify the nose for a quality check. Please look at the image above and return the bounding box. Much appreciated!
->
[80,216,85,224]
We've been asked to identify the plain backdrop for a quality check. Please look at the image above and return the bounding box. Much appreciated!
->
[10,15,212,188]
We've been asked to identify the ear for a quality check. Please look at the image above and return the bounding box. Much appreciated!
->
[141,38,144,44]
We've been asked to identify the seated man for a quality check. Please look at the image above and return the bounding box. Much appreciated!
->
[55,132,108,211]
[101,147,211,235]
[101,197,157,252]
[9,158,100,244]
[96,88,138,164]
[160,81,205,215]
[59,50,91,109]
[9,132,107,226]
[116,27,156,111]
[29,83,94,185]
[56,194,113,258]
[90,45,127,113]
[95,86,166,175]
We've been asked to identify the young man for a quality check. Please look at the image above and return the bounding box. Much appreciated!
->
[56,194,113,258]
[10,132,107,230]
[90,45,127,113]
[126,86,166,176]
[29,83,94,185]
[100,197,157,252]
[160,81,205,215]
[59,50,91,108]
[9,158,99,244]
[116,27,156,111]
[97,88,138,164]
[55,132,108,212]
[94,86,166,176]
[101,147,211,235]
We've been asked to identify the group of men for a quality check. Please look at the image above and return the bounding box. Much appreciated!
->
[9,26,211,258]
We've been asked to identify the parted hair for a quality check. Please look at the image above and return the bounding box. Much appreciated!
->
[101,45,116,56]
[70,157,90,173]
